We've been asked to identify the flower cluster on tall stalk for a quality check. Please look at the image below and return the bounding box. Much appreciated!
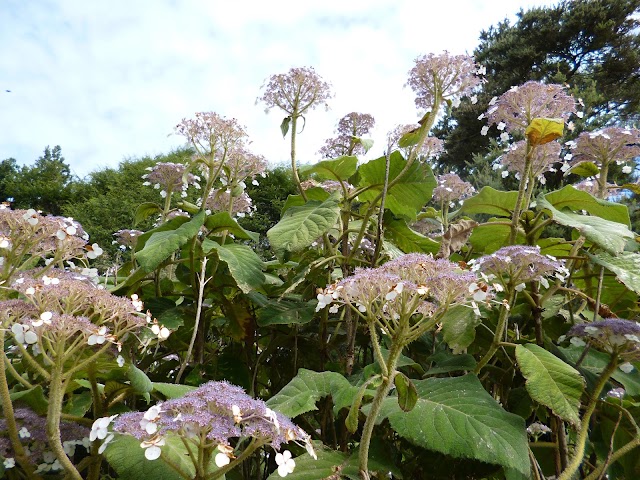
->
[481,81,577,242]
[94,381,314,479]
[258,67,333,200]
[318,112,375,158]
[317,253,477,479]
[432,172,475,230]
[568,126,640,198]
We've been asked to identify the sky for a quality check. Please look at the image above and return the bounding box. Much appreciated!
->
[0,0,559,178]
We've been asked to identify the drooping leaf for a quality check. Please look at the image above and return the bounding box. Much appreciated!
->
[354,137,374,154]
[384,214,439,254]
[127,364,153,395]
[135,211,205,272]
[515,344,584,426]
[437,219,478,259]
[537,194,634,255]
[152,382,196,399]
[202,240,265,293]
[266,369,359,417]
[544,185,630,226]
[204,212,259,242]
[394,372,418,412]
[525,117,564,146]
[357,151,436,221]
[377,374,530,476]
[301,155,358,182]
[441,305,481,354]
[346,376,379,434]
[280,116,291,138]
[281,187,330,213]
[461,187,519,217]
[566,161,600,177]
[255,299,316,326]
[589,251,640,295]
[267,197,341,259]
[134,202,162,226]
[104,434,198,480]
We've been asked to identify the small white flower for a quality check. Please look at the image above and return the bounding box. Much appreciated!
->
[500,132,509,142]
[98,433,114,454]
[570,337,586,347]
[275,450,296,477]
[232,405,242,423]
[87,243,103,259]
[117,355,125,367]
[622,165,632,174]
[141,437,165,460]
[477,113,485,120]
[19,427,31,439]
[480,126,489,136]
[90,415,117,442]
[501,170,509,178]
[576,111,584,118]
[619,362,634,374]
[470,95,478,104]
[215,452,231,467]
[496,121,506,131]
[3,457,15,469]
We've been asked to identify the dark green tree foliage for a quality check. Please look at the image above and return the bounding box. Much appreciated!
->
[63,150,192,257]
[436,0,640,173]
[0,157,18,204]
[5,146,75,215]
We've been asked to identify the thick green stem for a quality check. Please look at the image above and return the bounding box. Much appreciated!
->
[509,144,534,244]
[474,289,517,373]
[0,331,41,479]
[46,361,83,480]
[559,355,619,480]
[358,340,403,479]
[289,113,307,201]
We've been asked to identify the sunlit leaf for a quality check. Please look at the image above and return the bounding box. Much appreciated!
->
[525,117,564,146]
[202,240,265,293]
[589,251,640,295]
[301,155,358,182]
[461,187,518,217]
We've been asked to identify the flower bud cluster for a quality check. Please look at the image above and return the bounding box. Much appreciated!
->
[432,173,475,206]
[571,127,640,172]
[102,381,314,471]
[317,254,476,339]
[407,52,482,111]
[469,246,568,292]
[112,229,144,250]
[259,67,332,115]
[204,189,254,218]
[318,112,375,158]
[142,162,199,199]
[565,319,640,365]
[484,81,576,134]
[176,112,248,156]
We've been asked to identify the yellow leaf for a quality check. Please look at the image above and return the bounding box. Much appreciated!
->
[525,118,564,146]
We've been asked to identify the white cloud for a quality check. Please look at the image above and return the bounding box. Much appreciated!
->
[0,0,557,178]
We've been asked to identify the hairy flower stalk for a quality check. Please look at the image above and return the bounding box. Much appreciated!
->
[483,82,576,242]
[105,381,314,479]
[559,319,640,479]
[570,127,640,199]
[2,269,146,479]
[259,67,332,200]
[317,254,476,478]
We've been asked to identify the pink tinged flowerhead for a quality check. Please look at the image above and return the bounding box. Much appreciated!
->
[432,173,475,204]
[500,140,562,178]
[567,318,640,358]
[259,67,332,115]
[571,127,640,168]
[175,112,248,154]
[407,52,481,111]
[486,81,576,134]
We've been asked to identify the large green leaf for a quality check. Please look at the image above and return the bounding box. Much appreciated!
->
[152,382,197,399]
[515,344,584,426]
[204,212,259,242]
[300,155,358,182]
[544,185,630,226]
[202,240,265,293]
[377,374,530,476]
[135,211,205,272]
[255,299,316,326]
[469,221,524,253]
[357,151,436,221]
[281,188,330,214]
[461,187,519,217]
[266,369,360,417]
[266,441,402,480]
[537,195,634,255]
[384,214,439,254]
[589,251,640,295]
[134,202,162,225]
[267,198,341,259]
[441,305,481,354]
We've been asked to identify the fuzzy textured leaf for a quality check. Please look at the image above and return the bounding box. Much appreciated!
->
[267,198,340,259]
[266,369,356,418]
[377,374,530,476]
[441,305,481,354]
[152,382,196,399]
[589,251,640,295]
[204,212,259,241]
[357,151,436,221]
[544,185,630,226]
[301,155,358,182]
[134,202,162,225]
[202,240,265,293]
[537,195,633,255]
[384,213,439,254]
[515,344,584,425]
[135,211,205,272]
[461,187,518,217]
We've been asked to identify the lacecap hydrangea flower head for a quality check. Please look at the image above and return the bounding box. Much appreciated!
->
[566,318,640,367]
